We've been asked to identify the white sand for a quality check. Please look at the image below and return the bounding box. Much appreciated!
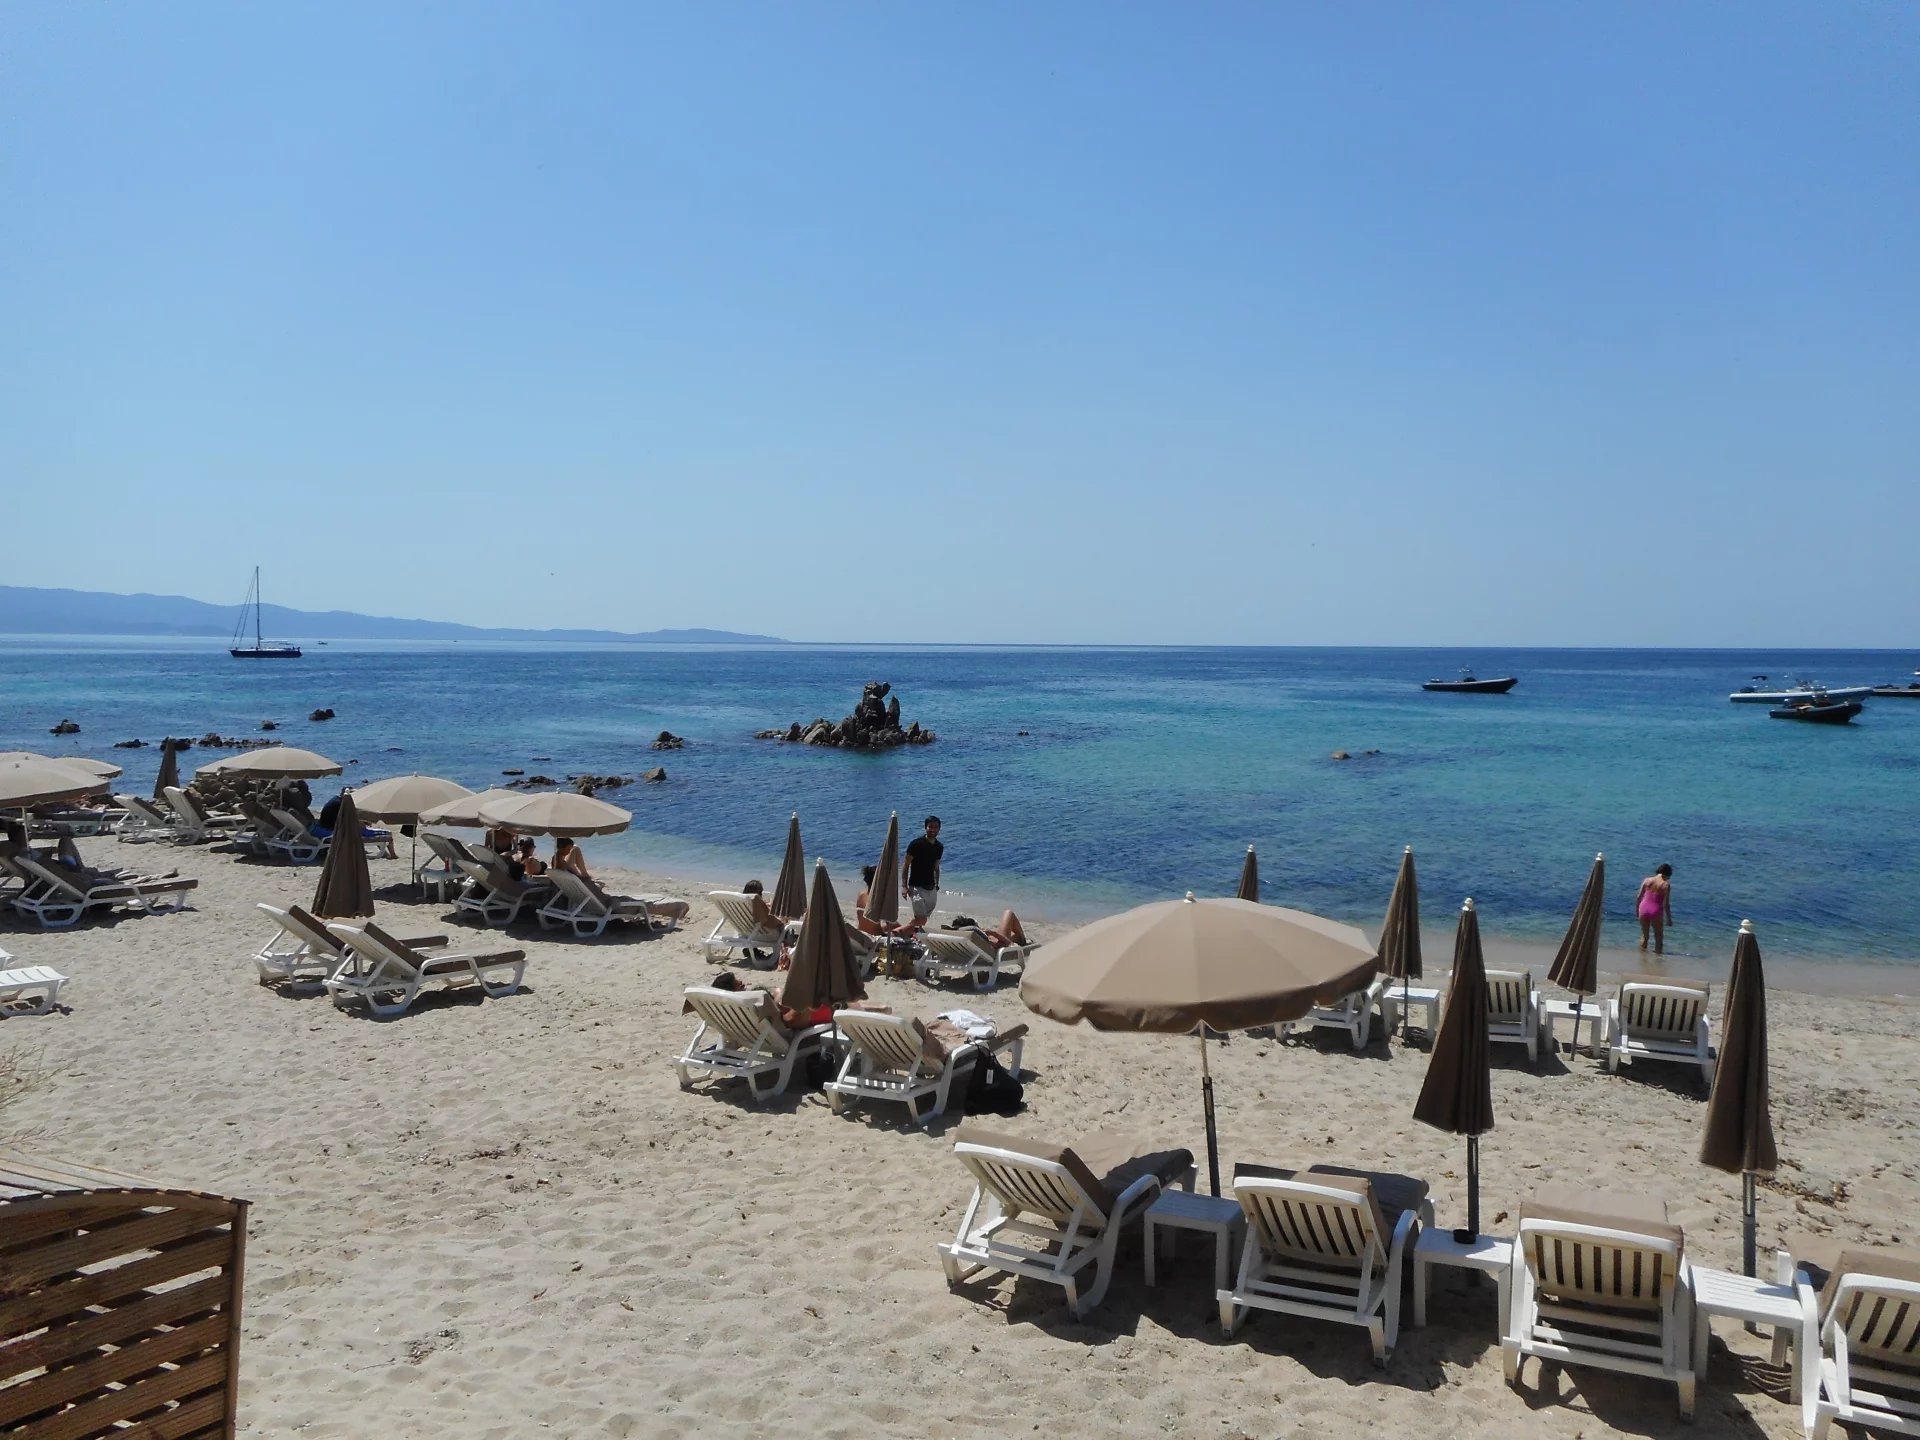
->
[4,837,1918,1438]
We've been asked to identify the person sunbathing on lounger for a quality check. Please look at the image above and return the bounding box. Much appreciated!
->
[552,837,591,879]
[956,910,1029,950]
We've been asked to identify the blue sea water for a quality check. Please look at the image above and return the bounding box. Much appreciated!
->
[4,639,1917,966]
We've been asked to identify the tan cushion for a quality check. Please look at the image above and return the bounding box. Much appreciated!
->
[1231,1161,1426,1245]
[1521,1183,1682,1250]
[1814,1246,1920,1326]
[956,1126,1193,1215]
[1619,973,1709,995]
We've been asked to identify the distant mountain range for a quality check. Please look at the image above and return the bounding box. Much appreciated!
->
[0,585,787,645]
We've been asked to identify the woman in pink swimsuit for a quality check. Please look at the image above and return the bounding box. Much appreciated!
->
[1636,863,1674,954]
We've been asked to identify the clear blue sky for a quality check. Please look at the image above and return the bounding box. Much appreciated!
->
[5,3,1916,645]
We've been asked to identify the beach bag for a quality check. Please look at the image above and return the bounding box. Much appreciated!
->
[962,1050,1025,1116]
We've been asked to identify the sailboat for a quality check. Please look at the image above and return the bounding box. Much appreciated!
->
[229,568,303,659]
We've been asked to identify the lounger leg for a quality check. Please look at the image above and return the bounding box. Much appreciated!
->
[1677,1372,1696,1420]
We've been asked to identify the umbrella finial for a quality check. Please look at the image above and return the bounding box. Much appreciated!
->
[1596,851,1604,861]
[1246,844,1255,854]
[1404,844,1413,855]
[1739,917,1754,934]
[1184,891,1198,903]
[1462,896,1476,912]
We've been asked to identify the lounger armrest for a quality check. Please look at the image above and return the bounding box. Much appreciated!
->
[1112,1169,1166,1222]
[464,947,527,965]
[399,933,452,950]
[988,1024,1029,1053]
[1389,1195,1422,1270]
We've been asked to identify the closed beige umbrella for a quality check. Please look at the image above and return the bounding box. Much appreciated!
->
[0,752,122,780]
[780,860,864,1016]
[1413,899,1495,1240]
[418,788,523,828]
[1379,846,1422,1038]
[196,746,343,780]
[478,792,631,838]
[0,757,110,810]
[1022,892,1378,1194]
[310,791,374,920]
[770,813,807,922]
[152,740,181,801]
[1545,853,1605,1053]
[1701,920,1778,1276]
[1235,845,1259,902]
[863,811,902,928]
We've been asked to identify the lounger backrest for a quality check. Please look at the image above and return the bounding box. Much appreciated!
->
[13,857,89,902]
[1485,969,1533,1023]
[1518,1219,1681,1310]
[954,1143,1111,1227]
[271,809,319,841]
[457,856,520,895]
[547,870,601,912]
[279,904,347,954]
[329,922,422,976]
[1620,982,1708,1040]
[685,988,791,1053]
[163,786,205,824]
[924,931,992,962]
[1234,1176,1382,1271]
[1830,1276,1920,1368]
[709,892,774,937]
[421,832,467,866]
[838,1012,927,1070]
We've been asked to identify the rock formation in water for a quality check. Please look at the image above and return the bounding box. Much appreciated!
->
[756,681,935,749]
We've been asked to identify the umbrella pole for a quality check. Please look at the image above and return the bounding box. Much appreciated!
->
[1198,1033,1221,1197]
[1568,995,1583,1056]
[1455,1135,1480,1244]
[1743,1171,1758,1278]
[1401,976,1410,1041]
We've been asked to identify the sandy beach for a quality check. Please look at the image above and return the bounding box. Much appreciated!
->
[4,836,1917,1439]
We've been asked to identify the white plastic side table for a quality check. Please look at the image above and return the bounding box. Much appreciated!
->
[1540,998,1609,1056]
[1689,1256,1817,1438]
[1143,1189,1245,1293]
[1414,1229,1513,1328]
[1379,984,1443,1036]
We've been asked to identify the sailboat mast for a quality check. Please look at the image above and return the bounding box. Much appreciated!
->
[254,567,263,648]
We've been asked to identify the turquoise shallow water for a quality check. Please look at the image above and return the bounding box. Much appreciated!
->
[5,639,1917,966]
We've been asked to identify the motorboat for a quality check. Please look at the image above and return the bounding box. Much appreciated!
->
[1729,675,1869,704]
[1422,669,1518,694]
[1871,672,1920,698]
[1769,699,1863,724]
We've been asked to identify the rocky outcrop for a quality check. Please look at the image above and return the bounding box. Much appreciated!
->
[113,738,149,749]
[642,767,667,783]
[501,768,525,777]
[260,720,279,731]
[309,708,336,722]
[570,774,631,796]
[198,733,277,751]
[49,719,79,735]
[651,731,684,750]
[757,681,936,749]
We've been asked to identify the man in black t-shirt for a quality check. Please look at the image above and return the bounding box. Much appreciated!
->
[903,815,943,927]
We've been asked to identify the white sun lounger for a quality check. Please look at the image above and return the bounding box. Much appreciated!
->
[1607,975,1716,1085]
[264,808,328,865]
[112,794,184,843]
[938,1125,1196,1316]
[1807,1247,1920,1439]
[161,786,241,845]
[251,902,449,987]
[323,921,526,1018]
[1220,1162,1432,1364]
[8,856,197,929]
[452,857,554,926]
[416,832,477,900]
[826,1011,1028,1127]
[1504,1186,1696,1418]
[702,891,786,967]
[1277,974,1387,1050]
[915,928,1035,992]
[536,870,680,938]
[0,966,68,1017]
[1486,968,1545,1062]
[674,986,835,1101]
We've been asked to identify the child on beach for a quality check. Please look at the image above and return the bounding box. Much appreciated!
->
[1636,863,1674,953]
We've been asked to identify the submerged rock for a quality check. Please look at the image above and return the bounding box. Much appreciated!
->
[757,681,936,750]
[652,731,684,750]
[309,708,336,722]
[49,719,80,735]
[114,738,149,749]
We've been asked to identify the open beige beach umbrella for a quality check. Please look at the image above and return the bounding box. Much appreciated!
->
[0,752,122,780]
[1379,846,1422,1038]
[770,813,807,922]
[1546,853,1605,1054]
[863,811,902,928]
[478,792,631,838]
[1701,920,1778,1277]
[1022,892,1379,1195]
[1235,845,1259,902]
[152,740,181,801]
[0,757,111,810]
[781,860,865,1015]
[417,788,523,828]
[196,746,343,780]
[1413,899,1495,1239]
[310,791,374,919]
[352,775,474,871]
